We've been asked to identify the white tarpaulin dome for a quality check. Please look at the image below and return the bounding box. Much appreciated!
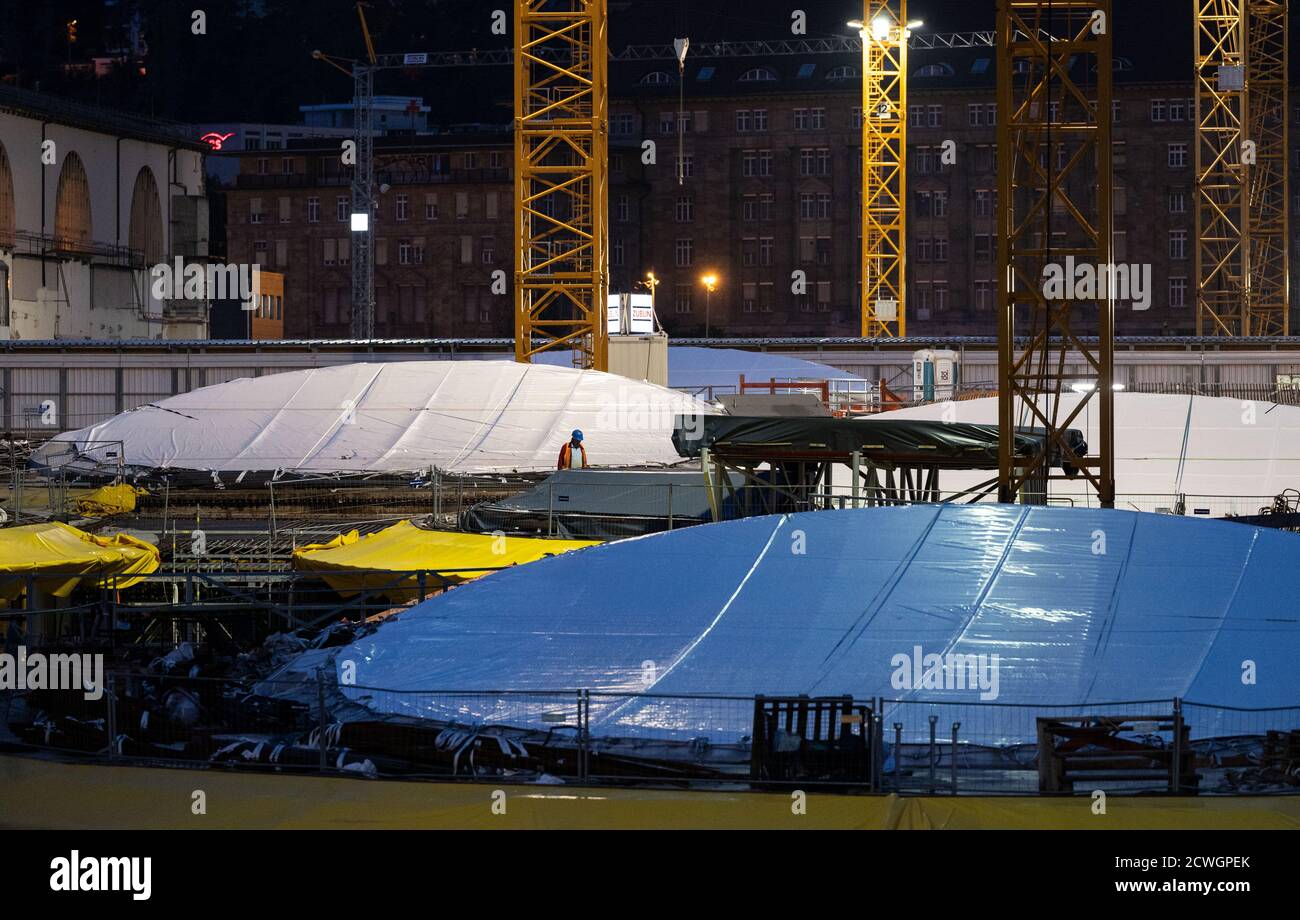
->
[41,361,718,476]
[869,393,1300,512]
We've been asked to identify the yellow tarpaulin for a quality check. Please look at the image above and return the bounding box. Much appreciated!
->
[0,483,146,517]
[0,522,161,601]
[292,520,598,601]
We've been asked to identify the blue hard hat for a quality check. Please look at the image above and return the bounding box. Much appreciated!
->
[571,429,584,441]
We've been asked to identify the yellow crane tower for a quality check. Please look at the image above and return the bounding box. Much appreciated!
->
[855,1,913,338]
[1195,0,1290,336]
[514,0,609,370]
[996,0,1115,508]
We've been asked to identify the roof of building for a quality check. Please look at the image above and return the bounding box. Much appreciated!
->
[0,84,207,151]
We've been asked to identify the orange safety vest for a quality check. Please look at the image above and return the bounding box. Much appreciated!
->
[558,441,588,470]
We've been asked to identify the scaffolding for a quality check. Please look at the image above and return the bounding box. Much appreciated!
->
[514,0,609,371]
[995,0,1115,507]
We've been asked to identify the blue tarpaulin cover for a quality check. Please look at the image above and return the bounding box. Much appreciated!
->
[339,505,1300,745]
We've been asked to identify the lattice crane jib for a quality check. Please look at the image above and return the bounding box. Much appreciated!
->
[514,0,609,371]
[860,0,908,338]
[996,1,1114,507]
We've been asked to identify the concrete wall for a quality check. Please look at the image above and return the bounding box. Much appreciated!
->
[0,108,209,342]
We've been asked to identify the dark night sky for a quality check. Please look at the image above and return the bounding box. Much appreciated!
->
[0,0,1280,124]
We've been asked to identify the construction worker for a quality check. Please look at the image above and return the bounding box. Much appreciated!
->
[557,429,588,470]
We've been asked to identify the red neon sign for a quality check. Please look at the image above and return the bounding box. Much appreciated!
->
[200,131,236,151]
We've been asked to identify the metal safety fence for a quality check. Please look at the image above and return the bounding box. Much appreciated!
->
[5,666,1298,797]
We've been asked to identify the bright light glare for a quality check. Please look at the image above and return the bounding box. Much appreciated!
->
[871,16,891,40]
[350,212,369,232]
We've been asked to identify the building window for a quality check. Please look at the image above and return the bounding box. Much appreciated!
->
[758,150,773,177]
[396,194,409,221]
[1169,229,1188,260]
[742,282,757,313]
[742,150,757,177]
[968,103,984,127]
[1168,143,1188,168]
[660,111,676,135]
[742,195,758,221]
[675,238,694,267]
[794,108,809,130]
[481,236,495,264]
[612,238,625,267]
[974,234,993,261]
[612,113,635,136]
[934,237,949,262]
[616,195,630,222]
[1151,98,1167,122]
[810,107,826,130]
[759,237,774,266]
[753,109,768,131]
[800,148,816,176]
[817,193,832,220]
[1169,187,1187,214]
[927,104,943,127]
[336,196,348,222]
[456,192,469,219]
[917,237,932,262]
[816,281,831,312]
[674,285,692,313]
[1170,276,1188,309]
[908,105,924,128]
[742,237,757,267]
[307,197,320,223]
[675,155,694,179]
[974,189,993,219]
[281,157,294,175]
[425,193,439,220]
[933,190,948,218]
[799,193,816,221]
[739,67,777,83]
[735,110,752,133]
[974,280,994,312]
[676,196,694,223]
[760,193,773,219]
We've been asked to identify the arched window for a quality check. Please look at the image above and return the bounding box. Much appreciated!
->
[54,151,93,249]
[128,167,164,265]
[826,66,859,81]
[912,62,955,78]
[739,67,778,82]
[0,142,14,248]
[639,71,674,86]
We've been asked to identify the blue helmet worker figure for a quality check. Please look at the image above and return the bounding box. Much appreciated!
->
[558,429,588,470]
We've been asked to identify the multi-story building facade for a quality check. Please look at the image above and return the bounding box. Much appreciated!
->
[223,133,516,338]
[224,50,1299,340]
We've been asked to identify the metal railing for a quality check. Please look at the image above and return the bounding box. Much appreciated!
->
[7,669,1297,797]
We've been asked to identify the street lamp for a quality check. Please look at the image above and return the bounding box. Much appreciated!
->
[700,273,719,337]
